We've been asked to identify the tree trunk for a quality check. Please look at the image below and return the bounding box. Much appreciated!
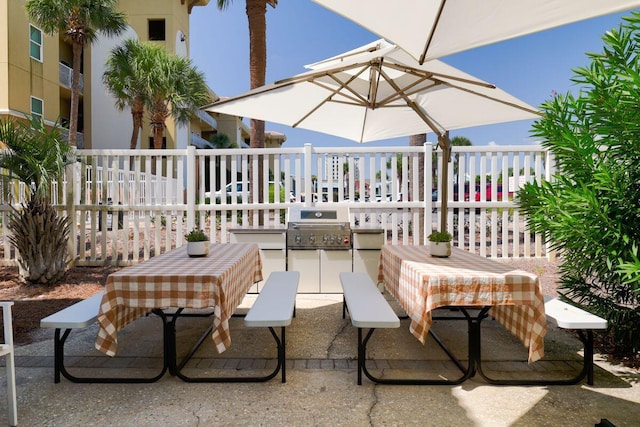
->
[130,98,144,149]
[246,0,267,149]
[69,41,83,147]
[246,0,269,225]
[8,198,70,285]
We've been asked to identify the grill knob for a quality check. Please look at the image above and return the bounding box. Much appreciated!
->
[309,235,315,243]
[295,235,301,244]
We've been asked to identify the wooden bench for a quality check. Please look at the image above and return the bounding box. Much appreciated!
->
[340,272,400,385]
[40,291,168,383]
[176,271,300,383]
[544,296,608,385]
[244,271,299,383]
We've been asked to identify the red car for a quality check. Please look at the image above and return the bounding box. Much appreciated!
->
[474,183,511,201]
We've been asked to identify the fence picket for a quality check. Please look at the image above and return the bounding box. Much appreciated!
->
[0,143,551,266]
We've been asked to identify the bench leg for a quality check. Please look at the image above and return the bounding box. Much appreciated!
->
[52,314,169,383]
[356,326,473,385]
[475,327,595,386]
[174,320,287,383]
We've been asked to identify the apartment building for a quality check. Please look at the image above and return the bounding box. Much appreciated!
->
[0,0,285,150]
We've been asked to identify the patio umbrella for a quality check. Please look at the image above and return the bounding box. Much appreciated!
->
[204,40,539,233]
[312,0,640,64]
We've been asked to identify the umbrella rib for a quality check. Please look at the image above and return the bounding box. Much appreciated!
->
[420,0,447,65]
[383,62,495,89]
[443,81,541,116]
[292,66,370,128]
[382,70,445,137]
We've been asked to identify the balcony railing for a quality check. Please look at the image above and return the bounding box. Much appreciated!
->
[59,61,84,93]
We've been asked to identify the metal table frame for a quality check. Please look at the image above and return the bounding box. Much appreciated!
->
[358,306,598,386]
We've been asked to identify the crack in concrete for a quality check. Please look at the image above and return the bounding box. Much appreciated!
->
[193,403,203,426]
[367,381,380,426]
[326,319,349,358]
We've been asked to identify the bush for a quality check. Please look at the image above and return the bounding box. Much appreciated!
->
[517,13,640,354]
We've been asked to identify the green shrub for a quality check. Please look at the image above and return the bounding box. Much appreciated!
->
[427,231,452,242]
[517,13,640,354]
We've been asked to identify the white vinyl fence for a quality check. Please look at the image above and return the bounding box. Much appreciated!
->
[0,143,553,266]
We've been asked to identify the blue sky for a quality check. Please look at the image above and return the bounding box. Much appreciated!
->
[190,2,637,148]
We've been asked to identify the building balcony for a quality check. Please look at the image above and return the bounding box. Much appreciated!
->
[59,61,84,93]
[195,109,217,130]
[190,132,213,148]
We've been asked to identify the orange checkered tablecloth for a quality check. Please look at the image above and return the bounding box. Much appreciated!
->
[378,245,547,363]
[95,243,263,357]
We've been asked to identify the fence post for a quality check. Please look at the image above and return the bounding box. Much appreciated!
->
[303,143,313,207]
[65,153,78,266]
[186,145,196,231]
[424,142,434,241]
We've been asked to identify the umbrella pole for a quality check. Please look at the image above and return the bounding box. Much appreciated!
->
[438,132,451,233]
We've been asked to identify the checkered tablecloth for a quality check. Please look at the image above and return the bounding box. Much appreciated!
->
[378,245,547,363]
[95,243,263,357]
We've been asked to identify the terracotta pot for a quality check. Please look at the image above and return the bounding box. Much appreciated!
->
[429,241,451,257]
[186,241,209,257]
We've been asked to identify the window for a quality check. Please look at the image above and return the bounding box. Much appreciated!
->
[148,19,166,41]
[30,96,43,122]
[29,25,43,61]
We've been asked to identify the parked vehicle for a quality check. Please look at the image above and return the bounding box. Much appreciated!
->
[206,182,292,203]
[474,183,511,201]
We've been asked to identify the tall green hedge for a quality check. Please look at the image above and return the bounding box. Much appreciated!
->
[517,13,640,354]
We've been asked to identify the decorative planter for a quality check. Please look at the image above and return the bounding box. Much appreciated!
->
[429,241,451,258]
[186,241,209,257]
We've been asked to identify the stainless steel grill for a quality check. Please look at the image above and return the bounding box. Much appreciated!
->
[287,207,352,250]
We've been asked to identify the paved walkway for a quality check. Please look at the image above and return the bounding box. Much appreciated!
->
[4,294,640,426]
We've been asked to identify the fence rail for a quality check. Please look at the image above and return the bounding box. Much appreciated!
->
[0,143,553,266]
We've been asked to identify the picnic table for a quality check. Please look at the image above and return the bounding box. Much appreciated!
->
[377,245,547,384]
[95,243,263,369]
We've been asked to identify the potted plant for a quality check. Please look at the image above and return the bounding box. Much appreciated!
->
[185,228,209,257]
[428,231,452,258]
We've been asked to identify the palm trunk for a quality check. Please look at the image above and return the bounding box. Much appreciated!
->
[246,0,267,150]
[130,99,144,149]
[69,41,83,147]
[9,197,70,284]
[152,122,164,149]
[246,0,269,225]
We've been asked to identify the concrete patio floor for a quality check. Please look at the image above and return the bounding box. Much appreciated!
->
[4,294,640,426]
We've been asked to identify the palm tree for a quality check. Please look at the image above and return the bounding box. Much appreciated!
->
[0,117,75,284]
[103,40,210,150]
[102,39,147,149]
[216,0,277,149]
[450,136,472,177]
[145,47,211,149]
[217,1,277,224]
[25,0,127,147]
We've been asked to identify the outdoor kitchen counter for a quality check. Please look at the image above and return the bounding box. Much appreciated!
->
[228,226,286,233]
[229,227,286,292]
[351,228,385,233]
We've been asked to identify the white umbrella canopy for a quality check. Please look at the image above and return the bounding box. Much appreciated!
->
[204,40,539,232]
[312,0,640,64]
[205,40,537,143]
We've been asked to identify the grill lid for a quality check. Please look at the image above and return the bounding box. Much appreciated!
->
[287,206,350,224]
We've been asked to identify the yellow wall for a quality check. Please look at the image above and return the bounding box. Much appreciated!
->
[2,0,60,123]
[2,0,210,150]
[0,0,8,110]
